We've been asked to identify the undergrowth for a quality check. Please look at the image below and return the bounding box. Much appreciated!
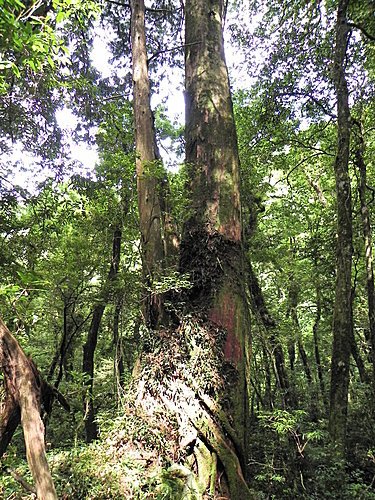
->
[0,402,187,500]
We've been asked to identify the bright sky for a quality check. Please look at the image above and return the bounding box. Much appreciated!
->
[9,6,254,189]
[55,24,186,174]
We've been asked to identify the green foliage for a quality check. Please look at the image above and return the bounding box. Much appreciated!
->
[258,409,307,436]
[0,0,100,93]
[150,269,192,295]
[247,410,375,499]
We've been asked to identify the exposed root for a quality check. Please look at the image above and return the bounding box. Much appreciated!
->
[134,316,252,498]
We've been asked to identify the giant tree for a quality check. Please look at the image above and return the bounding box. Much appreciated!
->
[182,0,251,461]
[131,0,252,497]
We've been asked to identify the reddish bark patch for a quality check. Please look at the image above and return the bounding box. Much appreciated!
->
[219,219,241,242]
[209,295,242,365]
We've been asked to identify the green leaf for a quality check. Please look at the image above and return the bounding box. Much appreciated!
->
[55,10,66,23]
[27,59,36,72]
[0,284,21,297]
[47,55,54,68]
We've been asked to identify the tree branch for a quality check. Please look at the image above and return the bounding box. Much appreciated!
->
[105,0,130,8]
[148,40,201,64]
[105,0,180,14]
[348,22,375,42]
[146,7,181,14]
[5,468,36,495]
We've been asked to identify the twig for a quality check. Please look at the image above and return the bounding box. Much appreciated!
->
[148,40,201,64]
[6,467,36,495]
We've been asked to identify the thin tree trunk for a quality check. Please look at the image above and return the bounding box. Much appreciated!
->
[49,307,91,390]
[262,344,273,409]
[48,301,71,384]
[355,118,375,387]
[0,318,57,499]
[0,395,20,457]
[351,336,369,383]
[298,338,312,383]
[247,260,292,408]
[250,356,273,410]
[131,0,165,328]
[288,340,296,372]
[82,227,122,442]
[82,306,104,442]
[113,296,125,392]
[312,292,328,411]
[288,282,312,384]
[159,178,180,265]
[329,0,353,453]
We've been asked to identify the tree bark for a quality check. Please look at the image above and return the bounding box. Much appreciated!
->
[260,344,273,409]
[355,118,375,388]
[48,300,86,388]
[328,0,353,453]
[0,318,57,499]
[0,395,20,457]
[312,291,328,411]
[288,280,312,385]
[132,0,252,496]
[113,296,125,392]
[82,227,122,442]
[180,0,251,494]
[131,0,165,328]
[351,336,369,383]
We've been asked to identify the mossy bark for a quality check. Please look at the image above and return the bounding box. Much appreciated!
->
[355,118,375,391]
[180,0,251,495]
[184,0,241,240]
[328,0,353,454]
[135,318,251,498]
[133,1,252,496]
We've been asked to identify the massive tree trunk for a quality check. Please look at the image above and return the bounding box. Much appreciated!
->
[328,0,353,453]
[82,227,122,442]
[131,0,165,328]
[132,0,252,497]
[180,0,251,494]
[0,318,57,499]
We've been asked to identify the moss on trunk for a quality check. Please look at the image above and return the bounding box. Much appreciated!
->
[134,314,252,497]
[329,0,353,453]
